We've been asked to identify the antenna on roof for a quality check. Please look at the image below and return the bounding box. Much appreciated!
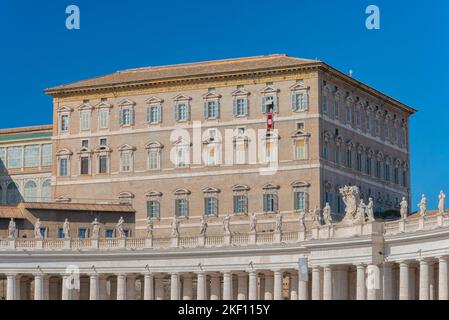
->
[349,69,354,77]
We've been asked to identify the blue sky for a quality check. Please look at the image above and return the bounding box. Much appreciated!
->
[0,0,447,208]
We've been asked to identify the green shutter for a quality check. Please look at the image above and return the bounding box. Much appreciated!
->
[292,93,297,111]
[233,99,237,116]
[204,101,208,118]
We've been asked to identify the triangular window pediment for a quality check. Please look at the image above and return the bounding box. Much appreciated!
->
[232,184,250,192]
[118,98,136,107]
[77,103,94,111]
[291,181,310,188]
[202,187,220,194]
[174,188,191,196]
[78,147,92,154]
[94,145,112,153]
[173,94,192,102]
[289,83,309,91]
[57,106,73,113]
[202,92,222,100]
[145,141,164,150]
[291,129,310,138]
[145,191,163,197]
[145,96,164,104]
[96,101,113,109]
[260,85,280,94]
[231,88,250,97]
[56,148,73,156]
[118,144,136,152]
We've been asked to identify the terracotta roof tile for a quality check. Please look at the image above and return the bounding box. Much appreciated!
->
[0,206,25,219]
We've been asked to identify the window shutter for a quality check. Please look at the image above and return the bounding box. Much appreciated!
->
[119,109,123,126]
[158,106,162,123]
[131,108,135,125]
[244,99,248,116]
[263,194,268,212]
[233,196,237,213]
[186,104,190,121]
[243,195,248,213]
[233,99,237,116]
[204,101,208,118]
[146,107,151,123]
[262,96,267,113]
[216,101,220,119]
[214,198,218,215]
[305,192,309,211]
[292,93,297,111]
[273,194,279,212]
[174,105,179,121]
[304,93,309,111]
[273,96,278,113]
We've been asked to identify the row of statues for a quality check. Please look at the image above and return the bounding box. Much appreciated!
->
[410,191,446,219]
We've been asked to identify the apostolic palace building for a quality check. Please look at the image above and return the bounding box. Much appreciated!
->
[0,54,447,301]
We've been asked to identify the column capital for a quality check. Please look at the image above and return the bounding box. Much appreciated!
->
[437,256,449,262]
[354,262,366,268]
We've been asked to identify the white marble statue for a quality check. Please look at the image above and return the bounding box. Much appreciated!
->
[249,212,257,232]
[223,214,231,234]
[339,185,361,222]
[400,197,408,219]
[34,218,43,239]
[200,216,208,235]
[323,202,332,225]
[312,206,321,227]
[357,200,366,223]
[275,212,283,232]
[91,218,100,239]
[8,218,16,239]
[171,216,180,237]
[366,197,375,222]
[418,194,427,217]
[439,191,446,214]
[62,218,71,239]
[145,217,154,238]
[299,211,306,230]
[116,216,126,238]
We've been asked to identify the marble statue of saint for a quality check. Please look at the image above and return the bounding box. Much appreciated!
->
[357,200,366,222]
[8,218,16,239]
[299,211,306,230]
[366,197,375,222]
[223,214,231,234]
[145,217,154,238]
[249,212,257,232]
[323,203,332,225]
[171,216,180,237]
[275,212,283,232]
[34,218,43,239]
[116,216,126,238]
[91,218,101,239]
[200,216,208,235]
[400,197,408,219]
[418,194,427,217]
[62,218,71,239]
[339,185,361,222]
[439,191,446,214]
[312,206,321,227]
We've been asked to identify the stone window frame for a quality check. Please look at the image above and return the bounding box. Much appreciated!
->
[77,146,93,176]
[174,188,191,218]
[321,83,332,115]
[173,94,192,123]
[322,131,332,160]
[354,101,364,130]
[345,140,355,169]
[23,179,38,203]
[231,88,250,118]
[96,101,113,130]
[232,184,250,215]
[384,156,392,182]
[145,141,163,171]
[202,91,221,120]
[334,135,343,165]
[203,187,220,217]
[393,158,401,185]
[333,89,345,120]
[172,137,191,168]
[365,148,374,176]
[261,131,280,163]
[291,129,310,161]
[145,96,164,125]
[145,191,162,220]
[262,183,280,214]
[57,106,73,134]
[375,151,384,179]
[365,105,375,135]
[118,191,134,205]
[78,103,93,132]
[94,145,112,175]
[56,148,73,177]
[345,95,355,126]
[290,81,310,113]
[356,144,365,172]
[260,85,280,114]
[118,144,136,173]
[118,98,136,128]
[291,181,310,213]
[202,130,222,167]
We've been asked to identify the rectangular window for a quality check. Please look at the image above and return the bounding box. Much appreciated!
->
[175,199,188,217]
[384,164,390,181]
[323,144,328,160]
[175,146,188,167]
[346,150,352,168]
[326,192,334,210]
[119,108,133,126]
[292,93,308,111]
[365,158,372,175]
[99,156,108,174]
[121,152,131,172]
[24,145,40,168]
[294,192,306,211]
[295,139,306,160]
[80,157,89,175]
[233,195,247,214]
[100,138,107,146]
[335,149,340,164]
[375,160,381,178]
[78,228,87,239]
[57,228,64,239]
[59,158,68,176]
[40,228,47,238]
[175,103,189,121]
[346,106,352,124]
[402,170,407,187]
[263,193,278,213]
[334,100,340,119]
[80,111,90,130]
[41,144,52,167]
[99,109,109,129]
[204,197,218,216]
[265,141,277,162]
[204,101,219,119]
[322,95,328,113]
[355,110,361,128]
[234,141,246,164]
[61,115,69,132]
[147,201,160,219]
[356,154,362,172]
[7,147,23,169]
[262,95,277,113]
[233,98,248,116]
[394,167,399,184]
[81,140,89,148]
[148,150,159,169]
[105,229,114,238]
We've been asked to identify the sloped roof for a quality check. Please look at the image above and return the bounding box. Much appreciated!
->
[0,206,25,219]
[22,202,135,213]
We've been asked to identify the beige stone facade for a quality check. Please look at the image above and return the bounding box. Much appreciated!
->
[45,54,415,237]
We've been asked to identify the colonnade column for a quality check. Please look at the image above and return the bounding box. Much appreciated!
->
[143,273,154,300]
[6,274,16,300]
[182,275,193,300]
[196,272,206,300]
[89,274,99,300]
[382,264,393,300]
[223,272,232,300]
[237,273,248,300]
[170,273,180,300]
[439,257,448,300]
[116,274,126,300]
[34,274,44,300]
[323,266,332,300]
[419,259,430,300]
[311,267,321,300]
[264,273,274,300]
[290,272,298,300]
[154,276,164,300]
[399,261,410,300]
[210,274,221,300]
[273,270,283,300]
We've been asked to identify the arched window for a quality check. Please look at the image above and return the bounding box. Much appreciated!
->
[42,180,51,202]
[24,180,37,202]
[6,182,21,205]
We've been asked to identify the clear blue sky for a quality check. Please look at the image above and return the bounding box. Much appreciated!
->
[0,0,447,208]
